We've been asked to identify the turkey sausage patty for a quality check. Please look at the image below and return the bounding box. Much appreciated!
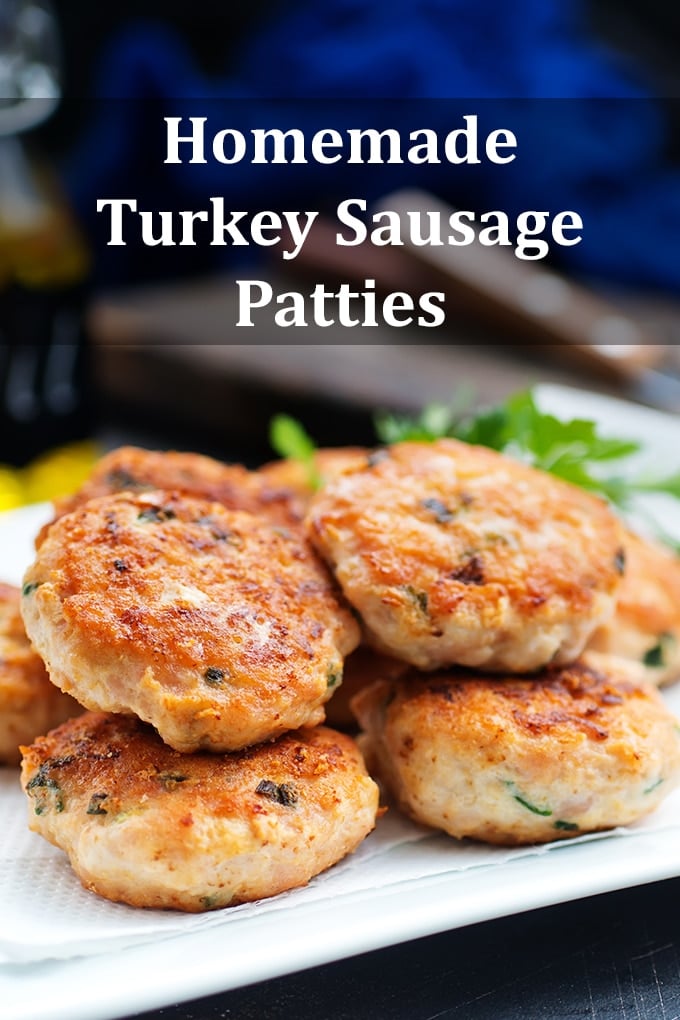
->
[21,712,379,911]
[352,657,680,845]
[21,491,360,752]
[308,440,625,672]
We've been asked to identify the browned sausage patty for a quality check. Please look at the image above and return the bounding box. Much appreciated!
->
[352,656,680,845]
[21,712,379,912]
[0,582,79,763]
[21,491,360,752]
[308,439,625,672]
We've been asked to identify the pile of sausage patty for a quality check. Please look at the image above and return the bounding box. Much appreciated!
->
[14,438,680,910]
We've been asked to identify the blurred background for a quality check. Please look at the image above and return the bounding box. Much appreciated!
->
[1,0,679,497]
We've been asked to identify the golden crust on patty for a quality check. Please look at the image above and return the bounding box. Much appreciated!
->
[20,712,379,911]
[21,491,360,752]
[308,439,625,672]
[0,582,79,763]
[588,529,680,686]
[38,446,310,546]
[352,656,680,845]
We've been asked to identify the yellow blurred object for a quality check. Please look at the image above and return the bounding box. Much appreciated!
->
[0,467,25,511]
[0,441,99,510]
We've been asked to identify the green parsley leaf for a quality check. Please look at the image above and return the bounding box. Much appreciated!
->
[374,387,475,444]
[455,405,509,450]
[269,414,321,490]
[630,471,680,500]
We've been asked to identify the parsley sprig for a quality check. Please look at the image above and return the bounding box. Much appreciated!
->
[269,414,322,490]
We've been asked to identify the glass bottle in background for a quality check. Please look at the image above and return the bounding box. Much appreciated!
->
[0,0,92,469]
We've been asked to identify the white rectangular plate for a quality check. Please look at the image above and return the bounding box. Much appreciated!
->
[2,382,680,1020]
